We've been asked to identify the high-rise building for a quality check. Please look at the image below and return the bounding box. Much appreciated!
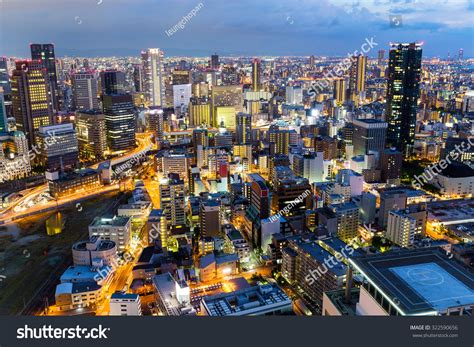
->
[331,202,360,242]
[0,89,7,133]
[285,86,303,105]
[200,199,221,237]
[37,123,78,172]
[378,190,407,228]
[141,48,165,106]
[189,98,211,126]
[309,55,315,68]
[159,176,186,239]
[172,70,192,85]
[172,84,192,114]
[100,70,126,95]
[377,49,385,66]
[210,85,243,127]
[210,54,219,69]
[292,152,325,184]
[333,79,346,105]
[269,129,291,156]
[75,110,107,160]
[0,131,31,182]
[235,112,252,143]
[251,59,262,92]
[132,64,144,92]
[0,57,11,95]
[385,42,422,156]
[30,43,59,111]
[11,60,54,147]
[146,107,164,143]
[380,148,403,184]
[348,54,367,102]
[103,94,136,152]
[71,71,99,111]
[352,119,387,157]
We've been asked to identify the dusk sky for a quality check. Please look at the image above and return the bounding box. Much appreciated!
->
[1,0,473,58]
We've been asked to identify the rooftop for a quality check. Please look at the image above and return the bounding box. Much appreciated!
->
[349,248,474,315]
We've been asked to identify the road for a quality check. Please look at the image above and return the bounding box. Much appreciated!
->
[0,133,153,225]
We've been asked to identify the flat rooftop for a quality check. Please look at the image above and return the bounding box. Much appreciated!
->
[90,216,130,227]
[349,248,474,315]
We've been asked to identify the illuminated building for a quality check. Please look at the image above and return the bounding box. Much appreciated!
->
[252,58,262,92]
[141,48,165,106]
[71,71,99,111]
[173,84,192,114]
[89,215,131,252]
[348,54,367,103]
[377,49,385,66]
[189,98,211,126]
[11,60,54,147]
[159,176,186,232]
[352,118,387,157]
[0,57,10,95]
[200,199,221,237]
[386,204,427,247]
[201,283,292,316]
[37,123,78,172]
[268,129,291,156]
[215,106,236,128]
[75,110,107,160]
[378,190,407,228]
[386,42,422,156]
[172,70,192,85]
[30,43,59,111]
[146,107,164,142]
[210,53,219,69]
[211,85,243,127]
[282,234,347,313]
[47,168,103,199]
[433,162,474,197]
[110,293,142,316]
[0,131,31,182]
[333,78,346,105]
[330,202,360,242]
[152,272,195,316]
[292,152,325,184]
[285,86,303,105]
[380,148,402,184]
[72,236,117,266]
[132,63,144,92]
[103,94,136,152]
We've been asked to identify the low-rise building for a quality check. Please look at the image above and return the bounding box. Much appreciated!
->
[109,293,142,316]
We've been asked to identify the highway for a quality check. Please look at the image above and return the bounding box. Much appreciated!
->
[0,133,153,225]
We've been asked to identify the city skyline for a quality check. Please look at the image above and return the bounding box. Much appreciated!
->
[0,0,473,57]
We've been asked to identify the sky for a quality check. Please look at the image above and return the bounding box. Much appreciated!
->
[0,0,473,58]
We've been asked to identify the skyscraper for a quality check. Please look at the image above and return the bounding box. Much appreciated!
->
[37,123,79,172]
[236,113,252,144]
[103,94,136,152]
[71,72,99,111]
[333,78,346,105]
[352,119,387,157]
[0,57,11,94]
[30,43,59,111]
[210,85,243,127]
[11,60,54,147]
[75,110,107,160]
[0,89,7,133]
[252,59,262,92]
[210,54,219,69]
[132,64,144,92]
[377,49,385,66]
[348,54,367,102]
[385,42,422,156]
[100,70,126,95]
[141,48,165,106]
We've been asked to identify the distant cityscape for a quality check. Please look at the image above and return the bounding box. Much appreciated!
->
[0,38,473,318]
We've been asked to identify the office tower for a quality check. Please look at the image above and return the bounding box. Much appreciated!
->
[0,57,10,94]
[146,107,164,143]
[269,129,291,156]
[141,48,165,106]
[0,90,7,133]
[360,191,376,225]
[132,64,144,92]
[159,176,186,239]
[377,49,385,66]
[352,119,388,157]
[309,55,315,68]
[378,190,407,228]
[103,94,136,152]
[172,70,192,85]
[458,48,464,61]
[172,84,192,114]
[221,65,239,85]
[333,78,346,105]
[235,112,252,143]
[37,123,78,172]
[200,199,221,237]
[252,58,262,92]
[74,110,107,160]
[210,54,219,69]
[30,43,59,111]
[71,71,99,111]
[100,70,126,95]
[210,85,243,127]
[348,54,367,102]
[192,128,209,151]
[285,86,303,105]
[331,202,360,242]
[385,42,422,156]
[189,98,211,126]
[292,152,325,184]
[11,60,54,147]
[89,216,131,252]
